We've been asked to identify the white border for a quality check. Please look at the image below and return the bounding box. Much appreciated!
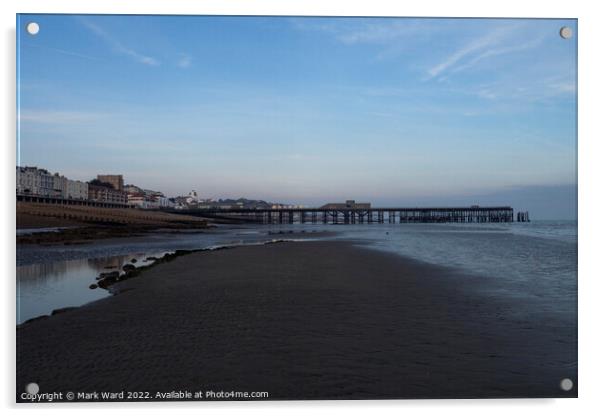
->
[2,1,600,416]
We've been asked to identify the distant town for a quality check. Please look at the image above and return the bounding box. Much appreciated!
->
[15,165,526,223]
[16,166,305,210]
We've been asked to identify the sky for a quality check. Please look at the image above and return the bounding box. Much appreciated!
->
[17,15,577,219]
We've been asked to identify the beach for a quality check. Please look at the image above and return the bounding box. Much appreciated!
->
[16,240,577,400]
[16,202,210,245]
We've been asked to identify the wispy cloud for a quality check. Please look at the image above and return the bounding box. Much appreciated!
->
[335,20,428,45]
[426,25,515,79]
[176,54,192,68]
[425,23,545,80]
[292,19,545,80]
[543,75,576,94]
[19,110,105,124]
[290,18,431,45]
[549,82,576,94]
[461,74,576,103]
[22,43,100,61]
[451,35,545,74]
[78,18,160,66]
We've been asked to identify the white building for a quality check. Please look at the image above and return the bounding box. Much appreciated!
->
[16,167,54,196]
[52,173,88,200]
[158,196,175,208]
[186,190,199,205]
[128,194,159,209]
[66,179,88,200]
[126,184,174,209]
[52,174,67,198]
[17,166,88,200]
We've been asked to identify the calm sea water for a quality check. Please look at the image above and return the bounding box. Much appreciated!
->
[318,220,577,324]
[16,221,577,324]
[17,228,286,324]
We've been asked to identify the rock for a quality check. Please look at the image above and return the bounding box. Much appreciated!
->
[122,264,136,273]
[266,239,285,245]
[125,266,143,278]
[130,258,137,263]
[162,253,176,261]
[51,306,78,315]
[145,256,158,261]
[89,284,98,289]
[97,271,123,288]
[98,271,120,280]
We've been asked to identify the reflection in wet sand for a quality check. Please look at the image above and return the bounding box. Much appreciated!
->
[17,252,164,324]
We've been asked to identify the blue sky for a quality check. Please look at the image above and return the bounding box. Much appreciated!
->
[17,15,577,218]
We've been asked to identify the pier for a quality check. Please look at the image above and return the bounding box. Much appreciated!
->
[174,206,515,224]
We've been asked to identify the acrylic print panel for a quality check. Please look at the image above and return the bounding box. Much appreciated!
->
[16,14,577,402]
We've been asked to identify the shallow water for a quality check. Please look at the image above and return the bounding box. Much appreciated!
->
[264,220,578,323]
[16,221,576,326]
[16,227,319,323]
[17,253,165,323]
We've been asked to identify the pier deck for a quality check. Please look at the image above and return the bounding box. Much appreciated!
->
[174,206,515,224]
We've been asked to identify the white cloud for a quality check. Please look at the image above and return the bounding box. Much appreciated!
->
[426,25,516,79]
[19,110,105,124]
[22,43,100,61]
[451,35,545,74]
[79,18,160,66]
[474,87,499,100]
[335,20,426,45]
[424,22,552,81]
[292,19,544,80]
[290,18,431,46]
[543,75,576,94]
[177,54,192,68]
[549,82,576,94]
[462,75,576,103]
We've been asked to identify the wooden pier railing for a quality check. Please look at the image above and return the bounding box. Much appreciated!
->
[173,206,517,224]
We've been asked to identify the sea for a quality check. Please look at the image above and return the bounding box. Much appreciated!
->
[16,220,577,325]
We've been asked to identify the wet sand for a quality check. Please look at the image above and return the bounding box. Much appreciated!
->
[17,203,210,245]
[16,241,577,400]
